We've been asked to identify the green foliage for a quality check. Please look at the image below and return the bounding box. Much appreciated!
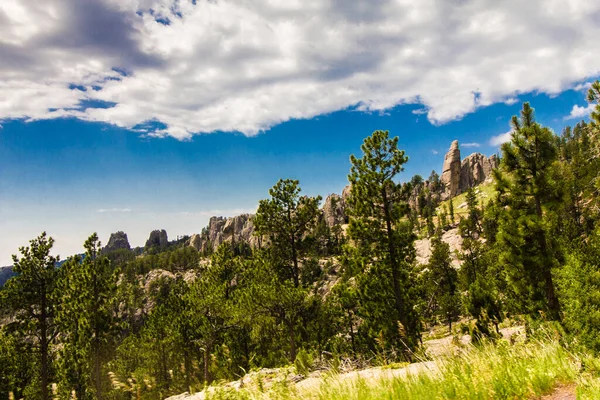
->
[495,102,562,320]
[345,130,420,354]
[254,179,322,288]
[1,232,60,400]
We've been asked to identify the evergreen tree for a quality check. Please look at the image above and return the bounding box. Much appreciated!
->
[254,179,322,287]
[345,130,420,353]
[56,233,116,399]
[425,237,459,333]
[2,233,60,400]
[495,102,561,320]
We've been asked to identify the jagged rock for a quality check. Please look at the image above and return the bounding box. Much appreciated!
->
[322,193,347,227]
[188,214,257,253]
[341,185,352,203]
[103,231,131,253]
[441,140,461,199]
[188,233,203,251]
[145,229,168,250]
[440,141,499,199]
[459,153,500,191]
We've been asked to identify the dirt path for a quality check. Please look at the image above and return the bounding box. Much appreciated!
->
[540,385,577,400]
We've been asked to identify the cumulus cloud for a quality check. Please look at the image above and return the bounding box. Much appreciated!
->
[462,142,480,148]
[565,103,595,120]
[489,131,513,146]
[2,0,600,139]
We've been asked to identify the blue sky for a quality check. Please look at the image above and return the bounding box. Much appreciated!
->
[1,0,600,263]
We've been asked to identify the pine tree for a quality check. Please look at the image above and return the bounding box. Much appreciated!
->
[2,233,60,400]
[254,179,322,287]
[346,130,420,353]
[495,102,561,320]
[56,233,116,399]
[426,237,459,333]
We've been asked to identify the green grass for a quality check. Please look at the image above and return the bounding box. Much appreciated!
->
[437,181,497,219]
[205,337,600,400]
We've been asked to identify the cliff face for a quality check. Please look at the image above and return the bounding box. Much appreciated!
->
[440,141,498,198]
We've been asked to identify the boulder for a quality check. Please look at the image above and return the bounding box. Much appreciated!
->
[103,231,131,253]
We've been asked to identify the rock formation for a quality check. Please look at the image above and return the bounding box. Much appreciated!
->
[322,193,347,227]
[188,214,257,253]
[441,140,462,198]
[103,231,131,253]
[145,229,169,251]
[460,153,499,190]
[440,141,498,199]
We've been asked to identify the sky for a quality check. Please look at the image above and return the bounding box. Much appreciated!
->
[1,0,600,265]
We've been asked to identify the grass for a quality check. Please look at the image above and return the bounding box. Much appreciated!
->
[436,180,497,219]
[205,337,600,400]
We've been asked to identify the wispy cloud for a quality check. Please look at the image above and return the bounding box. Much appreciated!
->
[431,149,439,155]
[564,104,595,120]
[490,131,513,146]
[573,82,593,92]
[462,142,480,148]
[178,208,257,217]
[96,208,132,213]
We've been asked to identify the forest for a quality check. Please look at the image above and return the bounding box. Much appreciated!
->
[1,81,600,400]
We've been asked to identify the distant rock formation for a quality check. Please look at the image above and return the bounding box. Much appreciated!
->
[322,193,347,227]
[188,187,354,254]
[0,266,14,287]
[103,231,131,253]
[188,214,257,253]
[145,229,169,251]
[441,140,462,198]
[441,141,498,199]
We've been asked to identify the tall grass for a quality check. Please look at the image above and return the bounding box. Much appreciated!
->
[206,338,600,399]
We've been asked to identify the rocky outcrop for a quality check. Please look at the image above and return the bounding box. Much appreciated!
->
[415,227,463,268]
[145,229,168,251]
[103,231,131,253]
[0,266,14,287]
[460,153,499,190]
[441,140,462,198]
[188,214,257,253]
[441,141,498,199]
[322,193,347,227]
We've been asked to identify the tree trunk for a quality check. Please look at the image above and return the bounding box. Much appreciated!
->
[287,321,297,362]
[381,189,412,346]
[203,341,213,385]
[291,235,299,288]
[40,286,49,400]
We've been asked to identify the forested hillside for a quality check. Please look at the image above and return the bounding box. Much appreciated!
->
[2,83,600,400]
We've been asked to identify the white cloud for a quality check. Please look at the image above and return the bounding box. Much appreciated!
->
[489,130,513,146]
[96,208,132,213]
[431,149,439,155]
[573,82,593,92]
[565,103,595,120]
[2,0,600,139]
[462,142,480,148]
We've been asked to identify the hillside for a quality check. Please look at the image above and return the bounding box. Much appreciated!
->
[1,114,600,400]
